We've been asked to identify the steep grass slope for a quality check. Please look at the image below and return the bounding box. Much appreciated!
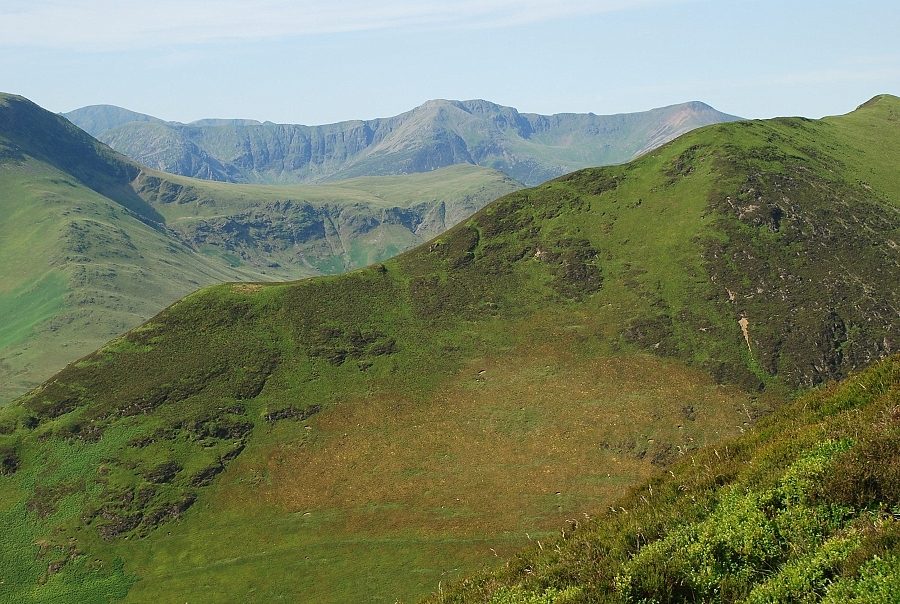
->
[0,96,896,603]
[0,94,257,403]
[65,99,740,185]
[0,94,520,402]
[434,355,900,603]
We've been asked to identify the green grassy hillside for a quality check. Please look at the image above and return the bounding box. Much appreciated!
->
[0,95,896,603]
[0,93,259,403]
[0,94,520,402]
[65,99,740,186]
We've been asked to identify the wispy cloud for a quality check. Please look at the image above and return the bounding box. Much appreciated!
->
[0,0,688,50]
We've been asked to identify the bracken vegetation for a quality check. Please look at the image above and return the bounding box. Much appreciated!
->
[431,355,899,604]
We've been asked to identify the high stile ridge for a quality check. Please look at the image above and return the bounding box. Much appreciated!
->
[64,99,740,186]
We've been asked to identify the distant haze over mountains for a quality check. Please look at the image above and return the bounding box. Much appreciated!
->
[65,99,741,186]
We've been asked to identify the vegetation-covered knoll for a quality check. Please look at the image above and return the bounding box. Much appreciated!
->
[0,96,896,602]
[0,93,518,402]
[433,355,900,604]
[65,99,740,186]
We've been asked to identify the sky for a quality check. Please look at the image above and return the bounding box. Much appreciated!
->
[1,0,898,125]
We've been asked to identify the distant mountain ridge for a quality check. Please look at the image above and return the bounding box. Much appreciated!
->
[65,99,741,185]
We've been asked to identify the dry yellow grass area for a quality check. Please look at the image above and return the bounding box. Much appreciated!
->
[257,346,755,541]
[231,283,264,293]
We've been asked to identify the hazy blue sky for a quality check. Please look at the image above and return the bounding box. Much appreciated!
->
[1,0,897,124]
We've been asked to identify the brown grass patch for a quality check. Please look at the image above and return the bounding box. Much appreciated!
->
[260,348,752,539]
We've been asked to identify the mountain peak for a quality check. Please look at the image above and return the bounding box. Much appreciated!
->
[855,93,900,111]
[62,104,163,136]
[0,92,28,105]
[680,100,716,111]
